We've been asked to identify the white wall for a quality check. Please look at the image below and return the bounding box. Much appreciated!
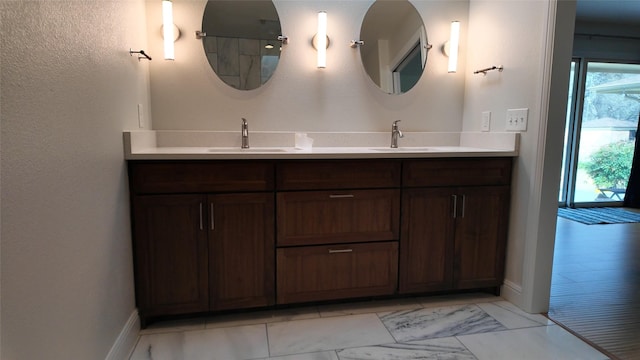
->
[462,0,551,308]
[0,1,148,359]
[145,0,469,132]
[463,0,576,312]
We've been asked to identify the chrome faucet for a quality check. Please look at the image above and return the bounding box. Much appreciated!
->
[391,120,404,148]
[241,118,249,149]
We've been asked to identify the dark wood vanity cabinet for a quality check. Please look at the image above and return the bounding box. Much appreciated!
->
[452,186,510,289]
[133,194,209,317]
[208,193,275,310]
[399,158,512,294]
[276,241,398,304]
[399,188,455,292]
[275,160,401,304]
[276,189,400,247]
[128,157,511,324]
[129,161,275,324]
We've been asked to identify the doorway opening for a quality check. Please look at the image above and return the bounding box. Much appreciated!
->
[559,60,640,208]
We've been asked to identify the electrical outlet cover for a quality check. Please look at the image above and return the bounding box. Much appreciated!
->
[481,111,491,132]
[137,104,144,128]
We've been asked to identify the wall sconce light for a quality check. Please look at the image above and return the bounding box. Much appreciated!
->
[444,21,460,73]
[162,0,181,60]
[312,11,329,68]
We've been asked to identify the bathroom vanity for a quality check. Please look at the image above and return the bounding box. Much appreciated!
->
[125,131,517,327]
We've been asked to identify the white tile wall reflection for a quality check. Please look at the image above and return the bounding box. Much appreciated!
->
[203,36,278,90]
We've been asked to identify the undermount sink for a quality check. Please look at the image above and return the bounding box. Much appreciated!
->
[370,147,433,152]
[208,147,288,153]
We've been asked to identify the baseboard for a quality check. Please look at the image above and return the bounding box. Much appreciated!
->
[105,309,140,360]
[501,279,524,309]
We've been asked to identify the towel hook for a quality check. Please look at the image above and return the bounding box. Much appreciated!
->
[129,49,152,61]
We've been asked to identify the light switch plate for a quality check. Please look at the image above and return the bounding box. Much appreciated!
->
[506,108,528,131]
[481,111,491,132]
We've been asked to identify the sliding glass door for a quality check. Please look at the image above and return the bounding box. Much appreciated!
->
[560,60,640,207]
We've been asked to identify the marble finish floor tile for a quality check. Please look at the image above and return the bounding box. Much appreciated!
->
[130,295,606,360]
[129,324,268,360]
[318,298,423,318]
[206,305,320,329]
[380,304,506,342]
[139,317,206,335]
[476,301,551,329]
[336,337,477,360]
[267,313,395,357]
[457,325,608,360]
[263,351,339,360]
[493,301,552,325]
[418,293,501,309]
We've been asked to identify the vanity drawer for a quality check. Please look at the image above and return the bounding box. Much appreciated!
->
[276,241,398,304]
[403,158,512,187]
[277,189,400,246]
[129,161,274,194]
[276,160,401,190]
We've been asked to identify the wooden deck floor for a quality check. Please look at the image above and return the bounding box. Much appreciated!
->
[549,216,640,360]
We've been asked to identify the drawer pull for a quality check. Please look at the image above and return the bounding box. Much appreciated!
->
[328,249,353,254]
[452,195,458,218]
[461,195,466,218]
[329,194,355,199]
[211,203,216,230]
[199,203,204,230]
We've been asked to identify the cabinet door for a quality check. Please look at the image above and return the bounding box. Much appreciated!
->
[399,188,455,293]
[454,186,510,289]
[133,195,209,317]
[209,193,275,310]
[277,242,398,304]
[277,189,400,246]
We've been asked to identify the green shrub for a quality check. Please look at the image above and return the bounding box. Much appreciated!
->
[582,140,634,189]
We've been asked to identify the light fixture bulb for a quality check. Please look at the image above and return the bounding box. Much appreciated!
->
[317,11,327,68]
[448,21,460,73]
[162,0,175,60]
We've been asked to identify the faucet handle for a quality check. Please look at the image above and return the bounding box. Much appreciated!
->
[241,118,249,148]
[392,120,401,127]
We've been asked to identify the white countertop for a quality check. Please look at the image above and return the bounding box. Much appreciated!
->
[123,131,519,160]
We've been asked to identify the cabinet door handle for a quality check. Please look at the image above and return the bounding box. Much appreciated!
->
[329,194,355,199]
[328,249,353,254]
[452,195,458,218]
[461,195,466,218]
[210,203,215,230]
[199,203,204,230]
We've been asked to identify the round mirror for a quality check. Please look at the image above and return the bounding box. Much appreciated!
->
[201,1,283,90]
[359,0,428,94]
